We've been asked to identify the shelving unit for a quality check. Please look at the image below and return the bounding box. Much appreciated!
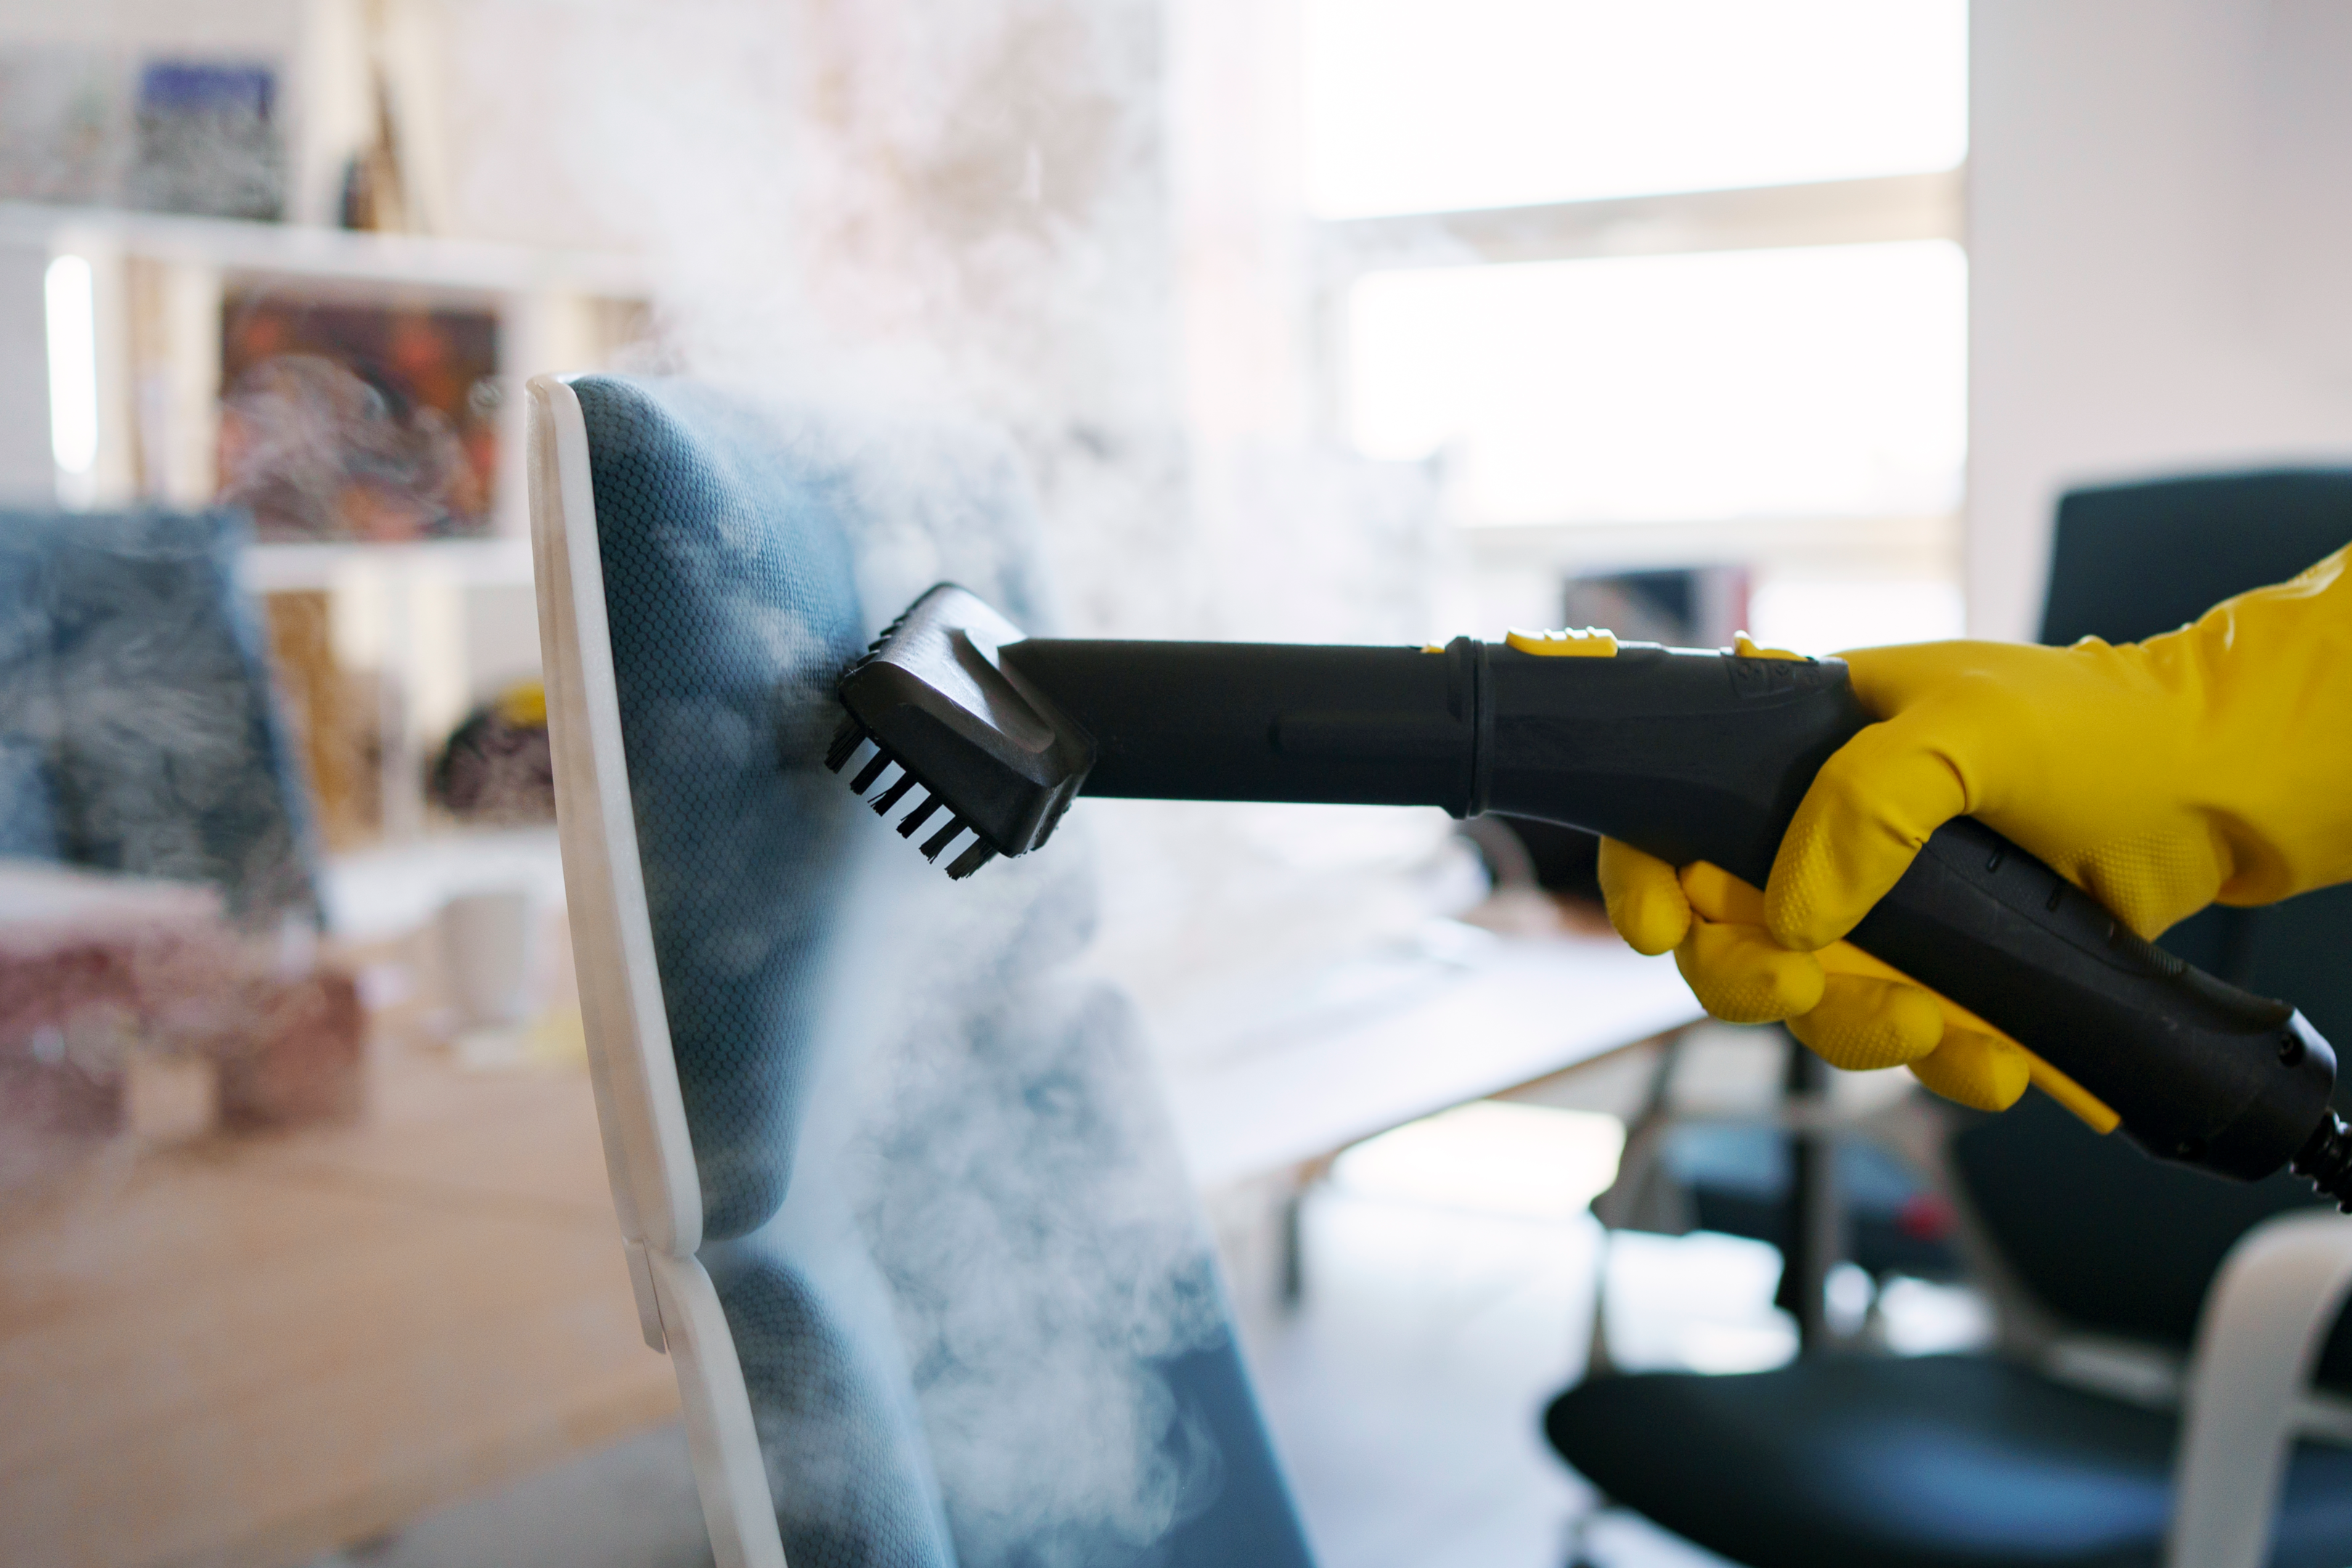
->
[240,534,536,592]
[0,199,649,527]
[0,200,650,854]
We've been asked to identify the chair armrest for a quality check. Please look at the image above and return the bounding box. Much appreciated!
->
[2165,1209,2352,1568]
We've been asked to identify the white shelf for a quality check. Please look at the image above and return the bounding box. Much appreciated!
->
[0,201,648,299]
[323,826,564,945]
[241,536,536,593]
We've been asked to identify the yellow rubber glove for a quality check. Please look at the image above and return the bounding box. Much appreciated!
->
[1601,547,2352,1112]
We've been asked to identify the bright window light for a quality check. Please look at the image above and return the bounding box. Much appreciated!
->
[1304,0,1968,218]
[1347,240,1966,526]
[1747,576,1967,655]
[45,254,98,486]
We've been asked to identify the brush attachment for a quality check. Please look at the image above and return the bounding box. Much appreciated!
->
[830,584,1097,878]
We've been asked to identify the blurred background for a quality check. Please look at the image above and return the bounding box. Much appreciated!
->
[2,1,2348,1566]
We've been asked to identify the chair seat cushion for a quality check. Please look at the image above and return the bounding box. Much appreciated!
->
[1546,1355,2352,1568]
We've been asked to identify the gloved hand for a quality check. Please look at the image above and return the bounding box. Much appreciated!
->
[1601,549,2352,1111]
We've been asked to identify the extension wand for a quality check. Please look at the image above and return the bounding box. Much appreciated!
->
[828,584,2352,1201]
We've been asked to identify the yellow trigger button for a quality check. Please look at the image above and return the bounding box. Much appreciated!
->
[1506,626,1619,658]
[1733,632,1805,661]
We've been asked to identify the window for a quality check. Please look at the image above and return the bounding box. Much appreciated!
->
[1305,0,1967,219]
[1305,0,1972,648]
[1349,240,1965,527]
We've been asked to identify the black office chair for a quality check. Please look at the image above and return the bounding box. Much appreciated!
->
[1545,470,2352,1568]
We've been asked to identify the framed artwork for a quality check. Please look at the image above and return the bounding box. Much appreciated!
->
[218,288,501,542]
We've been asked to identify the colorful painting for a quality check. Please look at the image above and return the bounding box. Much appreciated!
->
[217,290,501,542]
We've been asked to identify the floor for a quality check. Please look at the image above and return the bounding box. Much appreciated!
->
[299,1425,713,1568]
[1247,1185,1748,1568]
[290,1176,1846,1568]
[261,1026,1988,1568]
[11,1016,1963,1568]
[1240,1042,1985,1568]
[0,1050,677,1568]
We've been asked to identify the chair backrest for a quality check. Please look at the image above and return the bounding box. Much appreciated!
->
[531,374,1315,1568]
[0,508,319,928]
[1952,467,2352,1379]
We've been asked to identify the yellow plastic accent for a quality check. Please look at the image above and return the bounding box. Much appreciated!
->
[1506,626,1619,658]
[1421,642,1447,654]
[2018,1055,2120,1135]
[1678,860,2120,1132]
[496,679,549,727]
[1732,632,1805,661]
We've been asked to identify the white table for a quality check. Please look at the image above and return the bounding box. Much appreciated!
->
[1160,922,1701,1189]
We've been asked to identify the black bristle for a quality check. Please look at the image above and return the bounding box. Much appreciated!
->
[920,817,965,862]
[862,612,909,657]
[825,719,864,772]
[2294,1112,2352,1209]
[870,770,918,815]
[946,841,997,880]
[897,793,943,838]
[851,750,893,793]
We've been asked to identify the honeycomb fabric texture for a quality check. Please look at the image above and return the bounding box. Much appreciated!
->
[0,508,320,924]
[573,376,1315,1568]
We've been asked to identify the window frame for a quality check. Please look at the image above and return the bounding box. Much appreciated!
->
[1309,166,1967,581]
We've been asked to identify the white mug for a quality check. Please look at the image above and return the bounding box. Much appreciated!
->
[438,887,537,1028]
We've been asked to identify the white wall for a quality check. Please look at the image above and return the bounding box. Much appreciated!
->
[1967,0,2352,640]
[0,243,52,502]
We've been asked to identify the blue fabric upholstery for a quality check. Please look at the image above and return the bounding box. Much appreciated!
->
[0,508,319,924]
[0,524,62,859]
[572,376,1315,1568]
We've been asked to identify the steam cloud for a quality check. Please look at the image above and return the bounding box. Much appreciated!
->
[420,2,1462,1558]
[809,837,1233,1564]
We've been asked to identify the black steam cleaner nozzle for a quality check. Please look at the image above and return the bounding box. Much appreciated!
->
[2295,1114,2352,1209]
[833,583,2350,1201]
[827,587,1093,880]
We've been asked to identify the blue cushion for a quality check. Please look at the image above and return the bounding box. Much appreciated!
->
[0,508,318,923]
[0,523,61,859]
[573,375,1315,1568]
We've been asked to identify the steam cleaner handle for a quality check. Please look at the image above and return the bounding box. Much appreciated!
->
[1847,820,2330,1179]
[1000,634,2340,1183]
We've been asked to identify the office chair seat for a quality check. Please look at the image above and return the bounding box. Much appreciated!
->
[1548,1355,2352,1568]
